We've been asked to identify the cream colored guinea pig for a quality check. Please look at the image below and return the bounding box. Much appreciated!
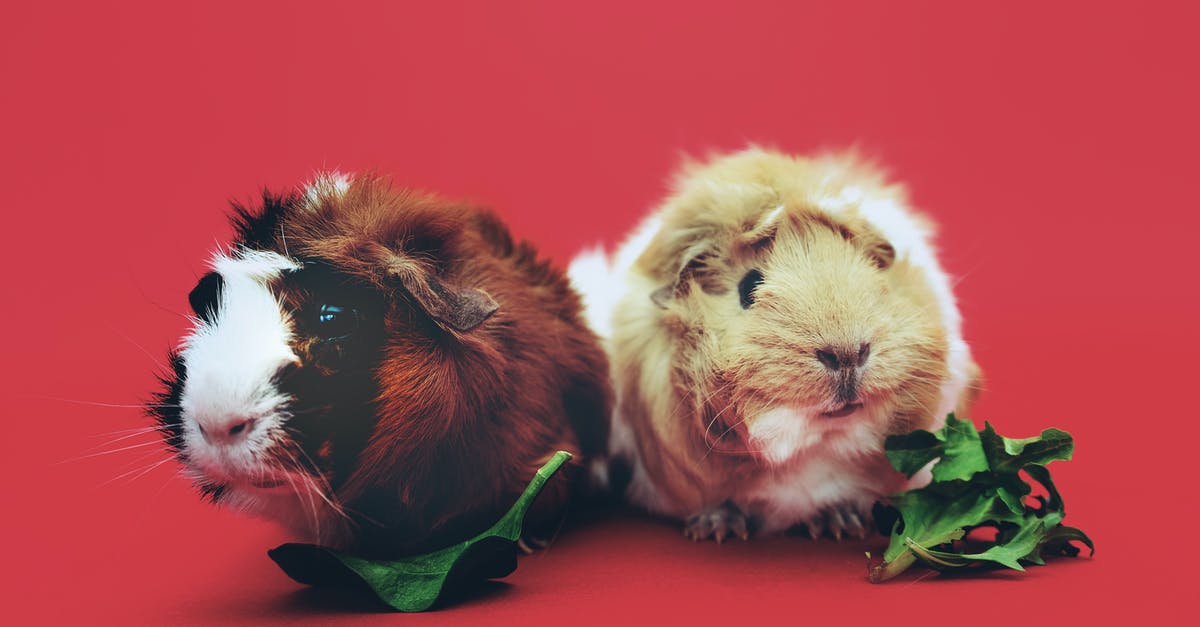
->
[569,147,980,542]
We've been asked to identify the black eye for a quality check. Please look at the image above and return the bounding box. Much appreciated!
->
[738,269,764,309]
[188,272,224,323]
[315,304,359,340]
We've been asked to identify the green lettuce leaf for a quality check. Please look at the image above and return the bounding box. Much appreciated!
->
[869,416,1092,582]
[269,451,572,611]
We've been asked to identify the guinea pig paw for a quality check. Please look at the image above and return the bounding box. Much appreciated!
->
[517,535,551,554]
[793,504,871,541]
[683,501,750,543]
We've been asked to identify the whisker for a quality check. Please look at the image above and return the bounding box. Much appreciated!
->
[112,447,176,475]
[281,405,328,418]
[127,266,192,322]
[59,439,170,464]
[85,428,171,452]
[703,413,752,459]
[704,385,791,460]
[276,447,353,540]
[303,471,352,524]
[286,442,332,490]
[279,450,322,542]
[98,456,176,487]
[280,224,291,258]
[88,425,166,438]
[700,398,741,453]
[105,321,169,371]
[149,466,188,500]
[25,395,180,409]
[282,447,352,525]
[698,379,737,440]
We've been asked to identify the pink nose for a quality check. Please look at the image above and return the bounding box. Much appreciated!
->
[197,416,257,445]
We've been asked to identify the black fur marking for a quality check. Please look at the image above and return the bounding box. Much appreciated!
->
[607,455,633,497]
[188,272,224,323]
[272,263,390,496]
[229,190,298,250]
[148,352,186,453]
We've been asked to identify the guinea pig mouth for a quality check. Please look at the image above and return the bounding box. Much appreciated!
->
[821,402,863,418]
[197,464,292,491]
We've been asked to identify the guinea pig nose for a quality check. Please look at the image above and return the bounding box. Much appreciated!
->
[227,417,255,437]
[816,344,870,370]
[857,343,871,367]
[198,416,258,445]
[816,348,841,370]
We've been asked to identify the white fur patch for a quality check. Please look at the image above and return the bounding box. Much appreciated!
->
[179,250,300,484]
[303,171,352,209]
[567,248,616,340]
[747,407,825,465]
[567,216,663,341]
[746,405,880,465]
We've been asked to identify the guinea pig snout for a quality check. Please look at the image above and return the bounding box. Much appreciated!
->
[178,357,297,454]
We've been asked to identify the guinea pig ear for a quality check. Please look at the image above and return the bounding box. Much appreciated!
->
[650,243,722,309]
[383,255,499,332]
[850,223,896,269]
[739,204,786,252]
[650,285,674,309]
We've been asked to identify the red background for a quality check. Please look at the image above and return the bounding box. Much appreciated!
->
[2,1,1195,624]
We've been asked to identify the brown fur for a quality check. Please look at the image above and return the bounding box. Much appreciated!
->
[275,176,611,555]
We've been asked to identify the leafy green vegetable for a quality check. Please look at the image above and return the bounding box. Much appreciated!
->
[868,415,1093,583]
[269,451,572,611]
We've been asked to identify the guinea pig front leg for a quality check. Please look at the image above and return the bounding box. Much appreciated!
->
[683,500,750,543]
[790,502,872,541]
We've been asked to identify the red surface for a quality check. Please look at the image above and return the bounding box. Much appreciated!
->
[2,1,1196,624]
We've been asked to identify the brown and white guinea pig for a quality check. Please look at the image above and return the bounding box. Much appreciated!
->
[151,173,610,557]
[568,148,980,542]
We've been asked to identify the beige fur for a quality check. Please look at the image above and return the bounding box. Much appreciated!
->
[572,147,980,537]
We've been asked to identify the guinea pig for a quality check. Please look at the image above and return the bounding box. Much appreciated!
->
[151,173,611,557]
[568,147,980,542]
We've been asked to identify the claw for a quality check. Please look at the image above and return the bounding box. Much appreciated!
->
[798,503,874,542]
[815,511,831,540]
[682,501,750,543]
[844,511,867,539]
[517,538,534,554]
[831,509,848,541]
[518,535,550,554]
